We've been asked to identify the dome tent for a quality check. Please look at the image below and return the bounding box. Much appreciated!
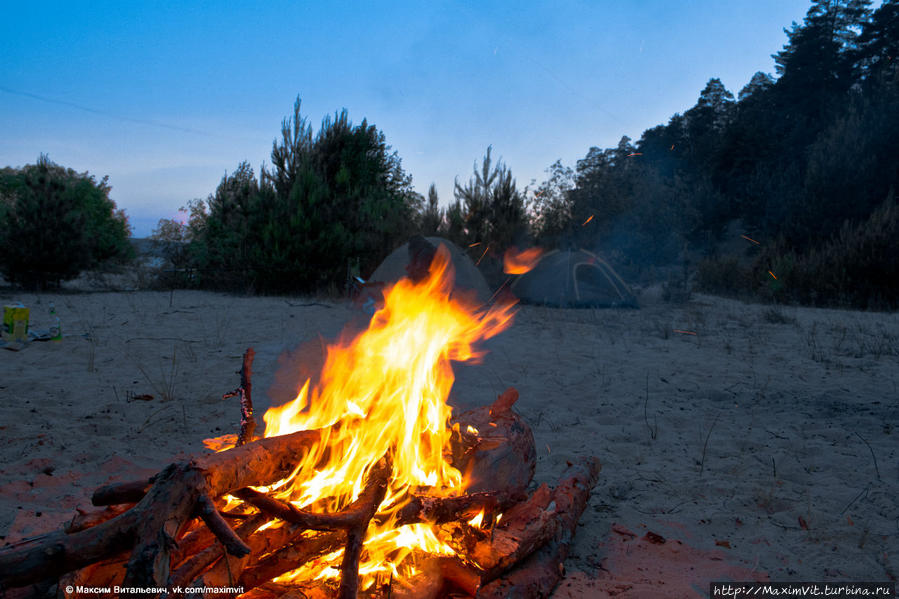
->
[367,236,492,304]
[510,249,637,308]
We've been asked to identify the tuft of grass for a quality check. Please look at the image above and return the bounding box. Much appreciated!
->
[136,345,179,403]
[762,307,795,325]
[643,373,658,441]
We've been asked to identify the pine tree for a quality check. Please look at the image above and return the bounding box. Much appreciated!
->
[419,183,443,235]
[0,155,131,288]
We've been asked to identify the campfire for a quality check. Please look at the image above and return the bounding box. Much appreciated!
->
[0,245,601,599]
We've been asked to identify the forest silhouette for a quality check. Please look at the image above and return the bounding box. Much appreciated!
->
[2,0,897,307]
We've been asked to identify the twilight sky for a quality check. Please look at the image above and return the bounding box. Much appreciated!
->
[1,1,813,237]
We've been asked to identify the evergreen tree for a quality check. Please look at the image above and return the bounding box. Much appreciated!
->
[531,160,575,246]
[737,71,775,101]
[419,183,443,235]
[773,0,871,131]
[853,0,899,79]
[190,97,418,292]
[453,147,527,253]
[0,156,131,288]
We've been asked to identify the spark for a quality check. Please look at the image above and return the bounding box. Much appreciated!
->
[673,329,697,336]
[468,242,481,248]
[582,215,594,226]
[741,234,761,245]
[768,270,777,280]
[476,244,490,266]
[627,153,642,157]
[487,277,513,304]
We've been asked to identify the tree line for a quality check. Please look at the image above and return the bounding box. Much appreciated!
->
[3,0,897,307]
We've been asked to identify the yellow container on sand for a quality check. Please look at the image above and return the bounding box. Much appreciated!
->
[2,304,30,342]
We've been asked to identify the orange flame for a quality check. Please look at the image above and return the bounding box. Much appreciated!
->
[239,244,516,584]
[502,246,544,275]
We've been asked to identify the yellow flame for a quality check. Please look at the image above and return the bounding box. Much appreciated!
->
[255,244,517,583]
[468,509,485,528]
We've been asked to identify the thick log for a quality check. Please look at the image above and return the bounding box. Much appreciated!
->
[393,489,521,527]
[0,429,323,591]
[170,525,216,570]
[451,388,536,497]
[471,484,557,583]
[92,480,153,506]
[476,457,602,599]
[433,484,555,596]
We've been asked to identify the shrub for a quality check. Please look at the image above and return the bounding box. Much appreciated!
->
[695,255,752,296]
[752,193,899,309]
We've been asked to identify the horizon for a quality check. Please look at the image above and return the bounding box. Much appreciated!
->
[2,1,815,237]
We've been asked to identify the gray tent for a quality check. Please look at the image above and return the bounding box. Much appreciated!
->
[368,237,492,304]
[510,249,637,308]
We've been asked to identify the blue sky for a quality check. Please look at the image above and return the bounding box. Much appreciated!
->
[1,1,813,237]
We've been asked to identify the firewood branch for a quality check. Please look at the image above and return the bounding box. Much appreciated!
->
[194,493,251,557]
[235,455,394,596]
[339,454,392,599]
[168,513,267,592]
[223,347,257,446]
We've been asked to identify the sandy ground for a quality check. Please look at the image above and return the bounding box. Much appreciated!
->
[1,282,898,596]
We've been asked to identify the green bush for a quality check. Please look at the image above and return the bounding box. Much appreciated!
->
[733,193,897,309]
[695,193,899,310]
[0,156,132,288]
[695,255,753,296]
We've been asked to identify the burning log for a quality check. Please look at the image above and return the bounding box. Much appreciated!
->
[387,457,602,598]
[477,457,602,599]
[469,483,557,582]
